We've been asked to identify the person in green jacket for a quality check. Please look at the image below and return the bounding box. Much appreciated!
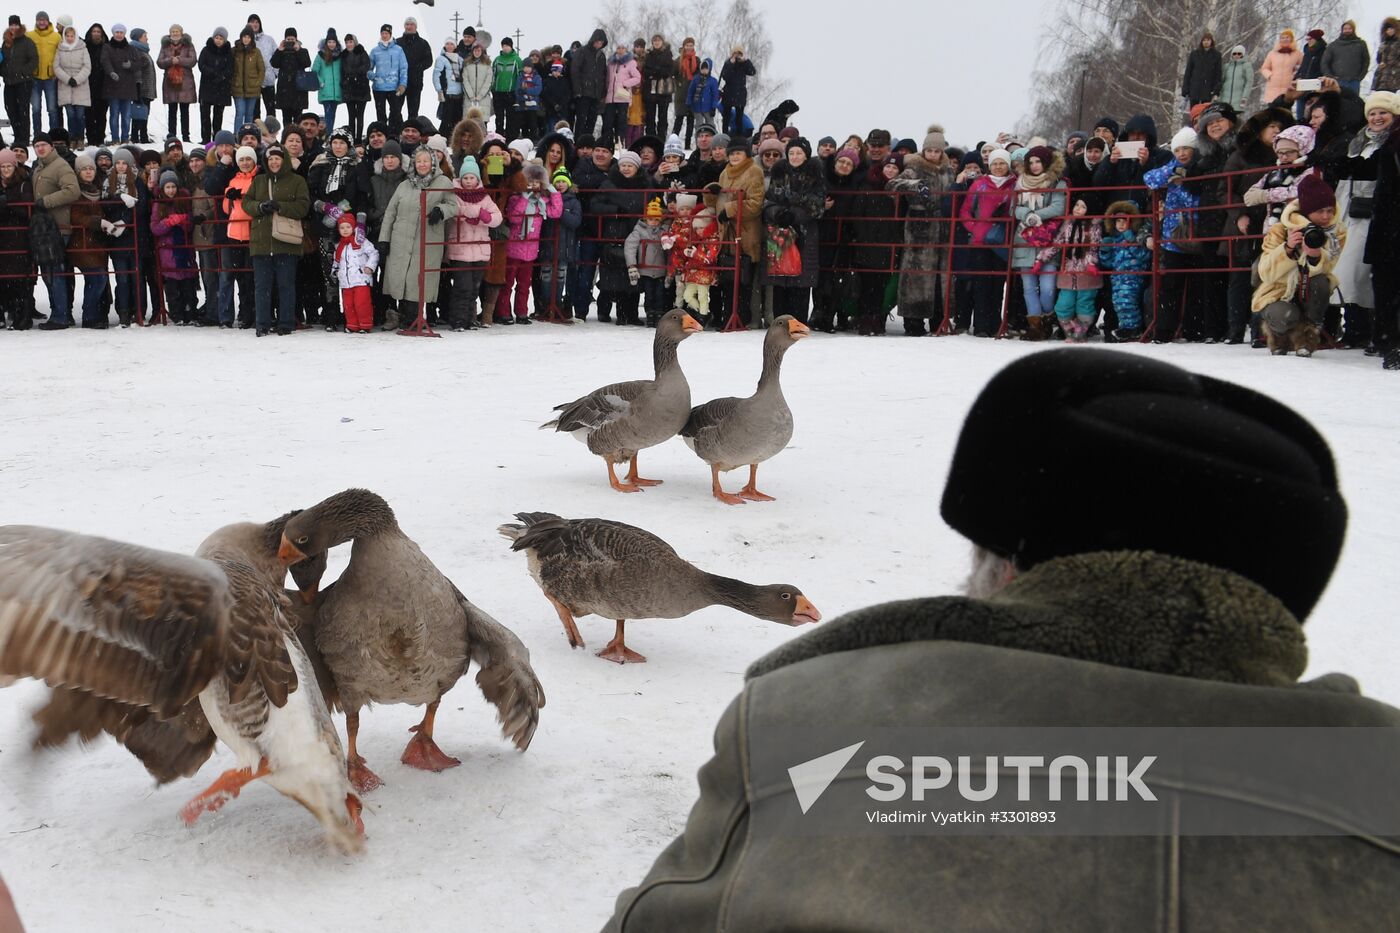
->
[490,37,521,134]
[312,29,344,130]
[242,144,310,335]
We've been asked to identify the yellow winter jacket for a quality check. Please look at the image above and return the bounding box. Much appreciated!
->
[1251,202,1346,312]
[28,25,61,80]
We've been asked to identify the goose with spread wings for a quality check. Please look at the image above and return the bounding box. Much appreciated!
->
[543,309,703,493]
[277,489,546,795]
[0,522,364,853]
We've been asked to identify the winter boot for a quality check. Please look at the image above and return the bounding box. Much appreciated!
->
[1342,305,1373,348]
[902,316,927,337]
[1384,348,1400,371]
[1074,314,1095,343]
[1290,322,1320,357]
[1021,316,1047,341]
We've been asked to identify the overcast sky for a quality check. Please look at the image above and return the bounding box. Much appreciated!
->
[50,0,1391,149]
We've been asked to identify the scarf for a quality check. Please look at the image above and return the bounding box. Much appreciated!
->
[1350,126,1393,157]
[325,155,352,196]
[1018,168,1056,211]
[408,168,438,190]
[985,173,1013,188]
[334,230,358,263]
[456,185,489,203]
[80,182,102,202]
[101,171,132,199]
[515,191,547,240]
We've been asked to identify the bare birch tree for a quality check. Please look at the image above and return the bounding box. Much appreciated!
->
[1026,0,1343,140]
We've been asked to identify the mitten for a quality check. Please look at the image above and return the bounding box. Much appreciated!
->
[627,266,640,285]
[396,85,406,96]
[355,212,367,227]
[437,90,445,103]
[322,213,338,228]
[337,199,350,213]
[259,200,278,215]
[314,199,327,213]
[1242,187,1266,207]
[120,193,138,208]
[100,219,117,235]
[122,60,131,70]
[1084,263,1099,276]
[109,72,119,82]
[1029,260,1043,275]
[68,77,77,87]
[427,206,444,225]
[225,187,241,201]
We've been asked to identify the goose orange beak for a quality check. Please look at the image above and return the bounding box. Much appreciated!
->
[792,596,822,624]
[787,318,811,339]
[278,534,308,566]
[681,313,703,333]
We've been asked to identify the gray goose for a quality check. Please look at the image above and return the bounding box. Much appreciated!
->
[277,489,545,795]
[543,308,703,493]
[498,512,821,664]
[681,315,810,504]
[0,522,364,853]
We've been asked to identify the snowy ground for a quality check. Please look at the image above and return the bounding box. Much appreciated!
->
[1,322,1397,932]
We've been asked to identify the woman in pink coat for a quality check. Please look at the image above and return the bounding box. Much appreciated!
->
[445,155,504,330]
[600,44,642,148]
[499,161,562,323]
[958,148,1017,336]
[1260,29,1304,104]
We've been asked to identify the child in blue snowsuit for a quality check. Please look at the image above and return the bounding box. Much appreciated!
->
[1098,200,1152,340]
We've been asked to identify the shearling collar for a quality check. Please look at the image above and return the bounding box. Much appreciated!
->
[748,551,1307,686]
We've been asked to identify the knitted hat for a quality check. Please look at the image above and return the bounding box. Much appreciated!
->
[1093,116,1120,138]
[710,133,730,150]
[330,127,354,147]
[1274,124,1315,156]
[32,131,52,145]
[365,121,388,139]
[1169,127,1198,150]
[1296,172,1335,216]
[458,155,481,179]
[616,149,642,169]
[264,144,286,161]
[214,26,229,41]
[987,148,1012,167]
[1195,106,1234,135]
[284,27,297,38]
[50,128,70,145]
[138,149,162,167]
[235,145,257,163]
[576,134,598,149]
[96,147,113,162]
[9,15,23,26]
[756,137,785,157]
[923,125,948,151]
[263,116,282,135]
[729,136,753,158]
[834,147,860,165]
[786,136,812,159]
[380,139,403,159]
[0,149,15,167]
[158,170,180,188]
[211,130,235,148]
[113,148,138,169]
[130,28,147,42]
[380,23,393,34]
[895,138,917,153]
[940,349,1347,621]
[507,138,533,159]
[551,166,571,186]
[818,136,836,148]
[1010,146,1029,163]
[644,198,664,220]
[35,11,49,21]
[1306,28,1324,39]
[1365,91,1400,116]
[165,136,185,152]
[663,134,685,158]
[404,16,417,27]
[674,192,697,212]
[186,147,206,163]
[74,154,96,173]
[1026,144,1055,166]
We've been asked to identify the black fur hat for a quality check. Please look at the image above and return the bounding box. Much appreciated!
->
[940,350,1347,621]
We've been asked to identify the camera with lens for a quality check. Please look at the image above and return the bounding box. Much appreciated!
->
[1302,225,1328,250]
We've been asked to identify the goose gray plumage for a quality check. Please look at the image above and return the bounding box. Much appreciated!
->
[278,489,546,795]
[498,512,822,664]
[0,522,365,853]
[681,315,810,504]
[543,308,704,493]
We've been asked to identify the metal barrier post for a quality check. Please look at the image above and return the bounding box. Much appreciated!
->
[723,189,746,333]
[399,187,440,337]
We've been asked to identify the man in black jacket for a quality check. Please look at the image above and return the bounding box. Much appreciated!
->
[570,143,613,320]
[2,18,39,146]
[718,45,755,135]
[397,17,434,123]
[569,29,608,139]
[603,349,1400,933]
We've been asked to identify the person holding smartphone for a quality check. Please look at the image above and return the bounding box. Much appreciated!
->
[719,45,755,135]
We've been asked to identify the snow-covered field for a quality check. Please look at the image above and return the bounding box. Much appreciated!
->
[1,322,1397,932]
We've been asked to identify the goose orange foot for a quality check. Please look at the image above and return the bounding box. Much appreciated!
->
[401,732,462,772]
[606,459,642,494]
[596,621,647,664]
[626,455,663,487]
[180,758,270,825]
[347,755,385,794]
[738,465,775,501]
[710,465,746,505]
